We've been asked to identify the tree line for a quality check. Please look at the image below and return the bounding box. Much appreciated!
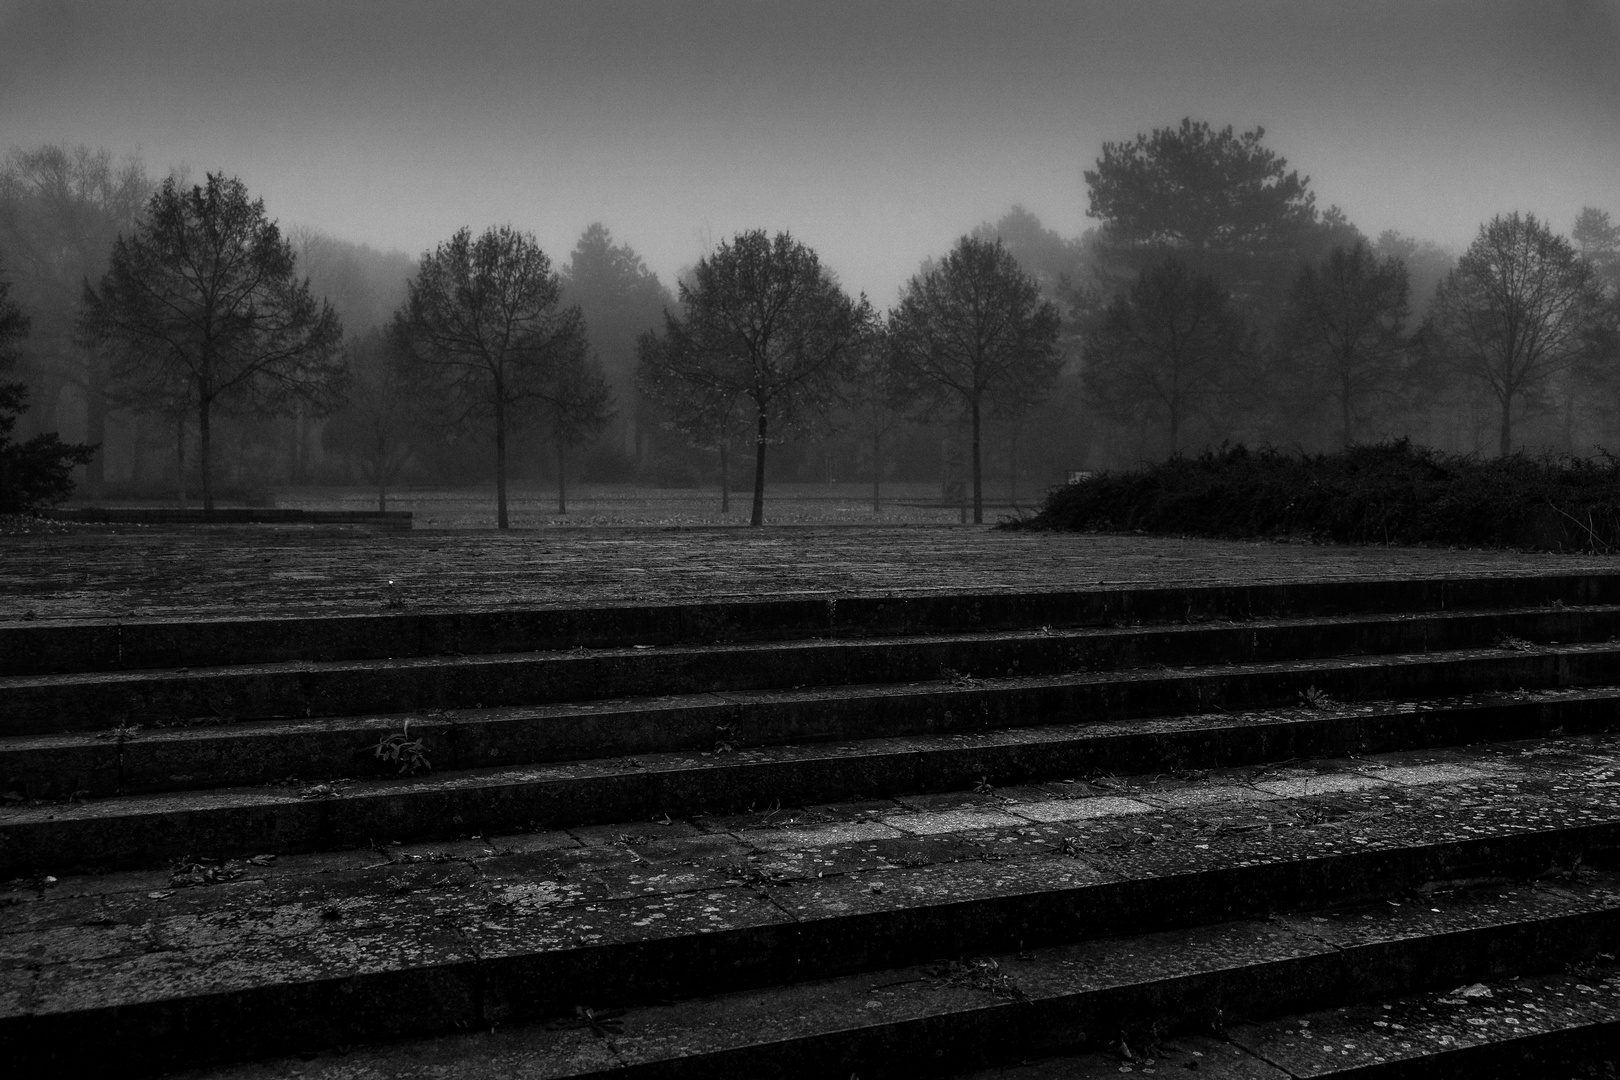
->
[4,124,1619,521]
[1,157,1066,525]
[1076,120,1620,461]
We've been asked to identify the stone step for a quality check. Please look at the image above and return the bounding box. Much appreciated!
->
[7,572,1618,678]
[7,651,1617,806]
[969,964,1620,1078]
[6,605,1619,735]
[4,733,1617,1076]
[7,645,1620,872]
[174,883,1620,1080]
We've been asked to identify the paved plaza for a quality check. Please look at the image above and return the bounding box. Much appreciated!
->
[2,522,1615,621]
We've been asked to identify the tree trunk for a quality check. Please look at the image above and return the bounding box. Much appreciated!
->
[871,429,882,515]
[175,416,187,509]
[84,351,106,498]
[292,405,308,484]
[751,408,768,528]
[556,431,567,515]
[970,398,983,524]
[376,432,388,513]
[1009,429,1017,504]
[1499,394,1513,458]
[198,397,214,515]
[1168,409,1179,457]
[1341,372,1354,448]
[494,395,509,529]
[129,414,143,486]
[720,443,730,514]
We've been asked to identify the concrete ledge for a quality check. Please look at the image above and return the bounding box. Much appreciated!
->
[40,507,412,528]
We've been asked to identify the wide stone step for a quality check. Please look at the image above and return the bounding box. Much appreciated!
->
[9,572,1619,677]
[6,656,1620,873]
[5,638,1620,840]
[4,734,1618,1075]
[5,605,1619,736]
[164,879,1620,1080]
[968,964,1620,1078]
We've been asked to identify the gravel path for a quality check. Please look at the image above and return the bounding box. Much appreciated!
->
[2,523,1615,622]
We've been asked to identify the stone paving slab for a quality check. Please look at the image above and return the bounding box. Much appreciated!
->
[3,527,1614,622]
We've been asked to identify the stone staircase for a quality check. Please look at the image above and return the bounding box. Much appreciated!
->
[3,573,1620,1077]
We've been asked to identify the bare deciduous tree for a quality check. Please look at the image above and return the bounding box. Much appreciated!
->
[535,343,614,515]
[80,173,346,512]
[889,236,1061,522]
[1082,257,1252,455]
[637,230,870,527]
[392,225,589,528]
[1277,242,1411,447]
[1428,212,1611,456]
[321,329,417,511]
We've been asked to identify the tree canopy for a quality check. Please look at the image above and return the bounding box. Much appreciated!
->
[1084,119,1356,324]
[889,236,1062,522]
[0,145,153,491]
[637,230,869,526]
[391,224,591,527]
[1,254,95,512]
[79,173,345,511]
[563,223,671,461]
[1574,207,1620,293]
[1086,119,1319,254]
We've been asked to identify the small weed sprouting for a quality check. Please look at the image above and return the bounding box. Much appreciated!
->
[713,723,739,755]
[1496,634,1534,652]
[1299,685,1337,710]
[941,666,980,689]
[374,719,432,775]
[170,858,244,888]
[932,957,1028,1001]
[573,1006,625,1037]
[299,781,350,799]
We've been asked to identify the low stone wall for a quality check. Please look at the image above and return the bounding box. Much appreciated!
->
[41,507,412,529]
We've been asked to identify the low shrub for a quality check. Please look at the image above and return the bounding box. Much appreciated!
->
[1015,441,1620,553]
[0,383,97,513]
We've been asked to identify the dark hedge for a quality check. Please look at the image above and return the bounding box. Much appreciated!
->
[1014,441,1620,553]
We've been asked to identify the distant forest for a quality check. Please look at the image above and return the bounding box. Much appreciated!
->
[3,123,1618,515]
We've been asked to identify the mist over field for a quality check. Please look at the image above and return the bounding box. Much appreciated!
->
[3,0,1619,524]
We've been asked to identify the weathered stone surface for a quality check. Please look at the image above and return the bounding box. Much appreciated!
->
[9,560,1620,1077]
[1227,965,1620,1076]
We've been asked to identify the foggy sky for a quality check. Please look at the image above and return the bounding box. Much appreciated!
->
[3,0,1618,301]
